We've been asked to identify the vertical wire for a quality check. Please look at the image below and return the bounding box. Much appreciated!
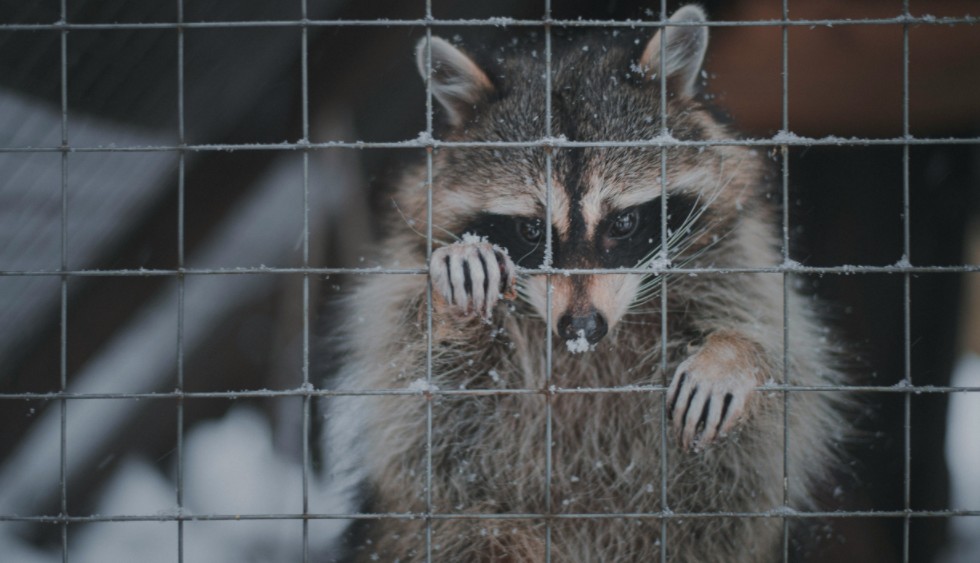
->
[58,0,69,560]
[780,0,791,560]
[175,0,186,561]
[543,1,554,560]
[423,1,435,559]
[657,2,669,562]
[300,0,311,560]
[901,1,912,561]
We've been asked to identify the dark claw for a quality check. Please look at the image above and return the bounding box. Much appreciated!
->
[462,260,472,296]
[696,397,711,436]
[493,250,509,293]
[680,385,699,430]
[444,255,454,304]
[668,372,687,417]
[717,393,734,434]
[477,252,490,297]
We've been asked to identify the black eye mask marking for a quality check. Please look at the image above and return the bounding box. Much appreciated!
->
[595,193,700,269]
[455,193,702,271]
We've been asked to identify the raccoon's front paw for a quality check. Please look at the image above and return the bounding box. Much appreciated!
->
[667,332,766,451]
[430,239,516,319]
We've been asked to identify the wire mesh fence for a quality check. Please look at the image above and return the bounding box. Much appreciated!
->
[0,1,979,562]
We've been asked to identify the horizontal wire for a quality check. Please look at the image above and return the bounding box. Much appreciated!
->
[2,135,979,153]
[0,15,976,31]
[3,264,980,277]
[2,508,978,524]
[1,383,977,401]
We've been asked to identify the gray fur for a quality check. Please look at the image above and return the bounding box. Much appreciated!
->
[321,7,848,562]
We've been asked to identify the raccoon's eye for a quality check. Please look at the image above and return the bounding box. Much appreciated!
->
[608,209,639,239]
[517,218,544,244]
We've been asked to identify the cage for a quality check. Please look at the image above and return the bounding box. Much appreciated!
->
[0,1,979,562]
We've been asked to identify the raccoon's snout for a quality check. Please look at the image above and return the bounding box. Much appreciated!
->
[558,309,608,344]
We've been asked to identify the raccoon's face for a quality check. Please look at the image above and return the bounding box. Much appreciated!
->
[455,184,705,346]
[417,6,738,346]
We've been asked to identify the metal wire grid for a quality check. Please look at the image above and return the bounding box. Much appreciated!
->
[1,2,979,563]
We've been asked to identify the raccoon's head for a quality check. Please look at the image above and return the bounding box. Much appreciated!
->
[414,6,753,347]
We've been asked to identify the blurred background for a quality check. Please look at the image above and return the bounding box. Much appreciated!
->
[0,0,978,561]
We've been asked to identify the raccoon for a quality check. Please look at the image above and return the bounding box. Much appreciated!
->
[321,5,846,562]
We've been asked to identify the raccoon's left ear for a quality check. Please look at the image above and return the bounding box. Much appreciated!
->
[416,36,495,127]
[639,5,709,97]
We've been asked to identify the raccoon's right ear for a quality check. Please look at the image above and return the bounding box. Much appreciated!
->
[639,5,709,97]
[416,36,494,127]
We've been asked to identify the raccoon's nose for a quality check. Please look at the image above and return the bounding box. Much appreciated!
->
[558,310,608,344]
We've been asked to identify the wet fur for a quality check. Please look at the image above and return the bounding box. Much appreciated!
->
[320,13,847,563]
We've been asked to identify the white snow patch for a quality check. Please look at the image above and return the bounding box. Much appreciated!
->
[771,130,802,143]
[487,369,502,384]
[486,16,515,26]
[648,132,677,144]
[542,134,568,144]
[461,232,488,244]
[407,378,439,393]
[648,256,671,271]
[565,330,593,354]
[818,135,851,146]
